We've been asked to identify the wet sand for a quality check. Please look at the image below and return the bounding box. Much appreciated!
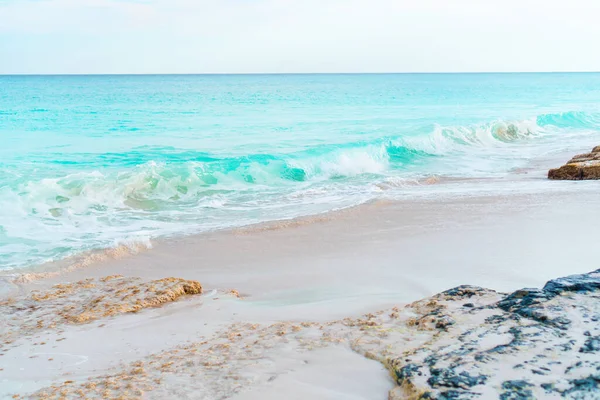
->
[15,184,600,312]
[2,180,600,398]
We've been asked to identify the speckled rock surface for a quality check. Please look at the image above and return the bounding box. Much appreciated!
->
[388,270,600,399]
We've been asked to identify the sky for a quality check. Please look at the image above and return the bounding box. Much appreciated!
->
[1,0,600,74]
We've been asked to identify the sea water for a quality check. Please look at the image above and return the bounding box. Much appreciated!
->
[1,73,600,270]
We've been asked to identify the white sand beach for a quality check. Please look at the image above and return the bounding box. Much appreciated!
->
[4,0,600,396]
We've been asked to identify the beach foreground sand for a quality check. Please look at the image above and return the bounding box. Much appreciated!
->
[2,183,600,399]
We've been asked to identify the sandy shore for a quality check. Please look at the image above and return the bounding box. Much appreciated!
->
[2,178,600,398]
[11,183,600,309]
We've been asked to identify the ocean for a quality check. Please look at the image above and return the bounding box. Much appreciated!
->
[1,73,599,270]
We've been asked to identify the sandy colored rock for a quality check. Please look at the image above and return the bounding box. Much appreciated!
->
[0,276,202,345]
[548,146,600,180]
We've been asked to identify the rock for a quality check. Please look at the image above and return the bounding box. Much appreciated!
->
[427,368,488,389]
[20,269,600,400]
[562,376,600,397]
[1,275,203,344]
[542,269,600,295]
[579,336,600,353]
[500,380,534,400]
[388,268,600,399]
[548,146,600,180]
[442,285,490,299]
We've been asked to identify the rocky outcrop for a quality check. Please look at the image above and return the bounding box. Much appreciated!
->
[548,146,600,180]
[0,275,202,346]
[388,269,600,399]
[18,269,600,400]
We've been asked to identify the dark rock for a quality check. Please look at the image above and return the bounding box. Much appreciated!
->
[565,361,584,375]
[553,317,572,327]
[563,375,600,396]
[427,368,487,389]
[435,316,455,329]
[396,363,422,381]
[474,354,493,363]
[501,380,533,390]
[531,369,546,375]
[540,383,556,393]
[424,355,438,366]
[579,336,600,353]
[495,270,600,327]
[548,147,600,180]
[542,269,600,296]
[485,314,511,324]
[438,390,479,399]
[497,289,549,313]
[500,380,534,400]
[558,341,575,352]
[442,286,490,299]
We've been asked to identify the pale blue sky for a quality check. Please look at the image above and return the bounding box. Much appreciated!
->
[1,0,600,74]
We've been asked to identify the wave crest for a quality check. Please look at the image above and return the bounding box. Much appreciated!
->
[400,119,544,156]
[536,111,600,129]
[1,111,598,269]
[0,114,571,221]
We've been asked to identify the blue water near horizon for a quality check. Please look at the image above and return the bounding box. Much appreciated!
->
[1,73,600,270]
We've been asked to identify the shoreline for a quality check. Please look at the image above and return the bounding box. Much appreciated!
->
[6,183,600,306]
[3,172,597,292]
[3,148,600,398]
[1,139,592,282]
[4,71,600,399]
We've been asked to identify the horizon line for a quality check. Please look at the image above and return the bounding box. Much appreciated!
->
[2,71,600,77]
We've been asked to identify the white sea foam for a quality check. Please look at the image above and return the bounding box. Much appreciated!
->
[1,113,598,271]
[290,145,390,179]
[399,119,545,156]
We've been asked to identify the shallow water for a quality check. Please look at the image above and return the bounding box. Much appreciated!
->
[1,73,600,269]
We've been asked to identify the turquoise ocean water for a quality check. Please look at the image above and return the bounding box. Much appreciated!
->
[1,73,600,270]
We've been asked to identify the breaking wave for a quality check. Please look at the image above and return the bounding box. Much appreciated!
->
[0,112,597,270]
[0,118,544,214]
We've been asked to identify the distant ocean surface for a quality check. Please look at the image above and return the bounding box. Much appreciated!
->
[1,73,600,270]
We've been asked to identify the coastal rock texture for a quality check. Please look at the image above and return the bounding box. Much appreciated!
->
[0,275,202,347]
[548,146,600,180]
[386,270,600,399]
[15,269,600,399]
